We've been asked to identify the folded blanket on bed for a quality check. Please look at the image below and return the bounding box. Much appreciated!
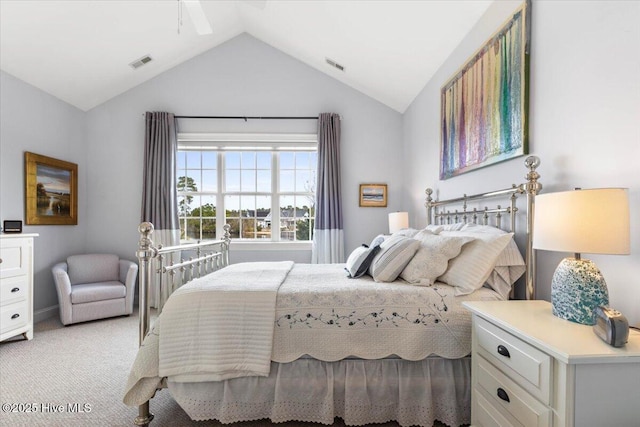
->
[158,261,294,382]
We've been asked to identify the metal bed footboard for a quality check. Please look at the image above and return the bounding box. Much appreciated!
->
[134,222,231,426]
[425,155,541,300]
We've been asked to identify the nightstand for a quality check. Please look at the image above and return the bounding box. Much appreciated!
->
[463,300,640,427]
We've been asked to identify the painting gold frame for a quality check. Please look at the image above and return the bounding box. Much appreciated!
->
[25,152,78,225]
[359,184,387,207]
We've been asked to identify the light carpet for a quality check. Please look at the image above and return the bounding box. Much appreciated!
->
[0,311,454,427]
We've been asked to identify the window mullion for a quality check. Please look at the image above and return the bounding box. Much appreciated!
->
[217,152,224,239]
[272,152,279,242]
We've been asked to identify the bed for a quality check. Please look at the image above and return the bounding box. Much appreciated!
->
[124,155,542,427]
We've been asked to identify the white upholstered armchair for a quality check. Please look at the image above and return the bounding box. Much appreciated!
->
[52,254,138,326]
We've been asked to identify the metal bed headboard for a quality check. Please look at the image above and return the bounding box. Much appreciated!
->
[424,155,541,300]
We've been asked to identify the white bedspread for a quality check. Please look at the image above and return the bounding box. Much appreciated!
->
[123,262,502,406]
[272,264,501,361]
[159,261,293,382]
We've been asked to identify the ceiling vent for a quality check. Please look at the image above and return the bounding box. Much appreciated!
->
[325,58,345,72]
[129,55,153,70]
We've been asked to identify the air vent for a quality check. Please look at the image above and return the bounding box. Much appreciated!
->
[325,58,345,72]
[129,55,153,70]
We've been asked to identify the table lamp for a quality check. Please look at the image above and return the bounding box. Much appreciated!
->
[388,212,409,234]
[533,188,630,325]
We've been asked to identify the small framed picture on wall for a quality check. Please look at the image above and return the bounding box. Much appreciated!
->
[25,152,78,225]
[359,184,387,207]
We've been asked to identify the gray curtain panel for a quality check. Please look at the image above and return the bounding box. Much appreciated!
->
[312,113,344,263]
[141,111,180,307]
[141,111,179,230]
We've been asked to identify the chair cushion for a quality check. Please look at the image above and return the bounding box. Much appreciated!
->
[70,282,126,304]
[67,254,119,285]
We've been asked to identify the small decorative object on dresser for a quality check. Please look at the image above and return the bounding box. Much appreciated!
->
[533,188,630,325]
[464,300,640,427]
[2,220,22,233]
[0,233,38,342]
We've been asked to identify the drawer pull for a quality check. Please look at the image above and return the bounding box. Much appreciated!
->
[497,387,510,403]
[11,313,20,320]
[11,287,20,293]
[497,344,511,358]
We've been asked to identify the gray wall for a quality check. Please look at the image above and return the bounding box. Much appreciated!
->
[403,0,640,326]
[2,34,403,318]
[0,71,88,321]
[84,34,403,264]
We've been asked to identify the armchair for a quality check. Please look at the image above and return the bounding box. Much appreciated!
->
[52,254,137,325]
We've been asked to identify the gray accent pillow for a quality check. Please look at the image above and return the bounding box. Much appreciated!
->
[345,245,381,278]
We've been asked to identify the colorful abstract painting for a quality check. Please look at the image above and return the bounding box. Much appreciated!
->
[440,1,530,180]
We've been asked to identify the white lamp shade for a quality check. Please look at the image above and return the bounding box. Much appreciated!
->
[388,212,409,234]
[533,188,630,255]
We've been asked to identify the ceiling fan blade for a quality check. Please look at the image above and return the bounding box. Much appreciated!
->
[183,0,212,35]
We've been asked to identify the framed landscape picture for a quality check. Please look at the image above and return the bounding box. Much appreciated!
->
[440,0,530,179]
[25,152,78,225]
[359,184,387,207]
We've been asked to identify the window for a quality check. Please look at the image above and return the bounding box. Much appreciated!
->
[177,133,316,244]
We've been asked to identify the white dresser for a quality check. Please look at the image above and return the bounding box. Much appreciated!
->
[463,300,640,427]
[0,233,37,342]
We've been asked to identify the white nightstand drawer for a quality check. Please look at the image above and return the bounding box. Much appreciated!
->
[474,386,522,427]
[475,317,551,403]
[0,275,27,305]
[0,300,28,334]
[476,356,551,427]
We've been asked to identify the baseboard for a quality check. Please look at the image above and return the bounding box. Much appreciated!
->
[34,305,58,323]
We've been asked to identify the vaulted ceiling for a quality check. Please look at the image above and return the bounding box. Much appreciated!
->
[0,0,493,113]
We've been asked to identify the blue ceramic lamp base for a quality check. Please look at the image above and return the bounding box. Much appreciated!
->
[551,258,609,325]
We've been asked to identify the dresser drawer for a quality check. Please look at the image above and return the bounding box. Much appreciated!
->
[0,300,28,334]
[476,356,551,427]
[0,275,27,305]
[475,317,551,403]
[0,238,28,279]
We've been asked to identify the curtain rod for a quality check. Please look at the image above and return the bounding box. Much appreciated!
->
[174,115,318,120]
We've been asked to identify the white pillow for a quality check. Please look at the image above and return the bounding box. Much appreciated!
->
[345,245,381,278]
[429,222,467,231]
[424,225,444,234]
[437,231,513,296]
[486,238,526,298]
[369,235,420,282]
[400,230,475,286]
[459,223,526,298]
[392,228,420,238]
[370,234,387,248]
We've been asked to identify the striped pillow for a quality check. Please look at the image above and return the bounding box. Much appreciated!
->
[438,231,513,295]
[369,235,420,282]
[459,223,526,298]
[486,238,526,298]
[345,245,381,278]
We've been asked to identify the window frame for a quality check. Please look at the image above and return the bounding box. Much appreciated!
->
[177,133,317,249]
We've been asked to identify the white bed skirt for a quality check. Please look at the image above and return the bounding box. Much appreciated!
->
[168,356,471,427]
